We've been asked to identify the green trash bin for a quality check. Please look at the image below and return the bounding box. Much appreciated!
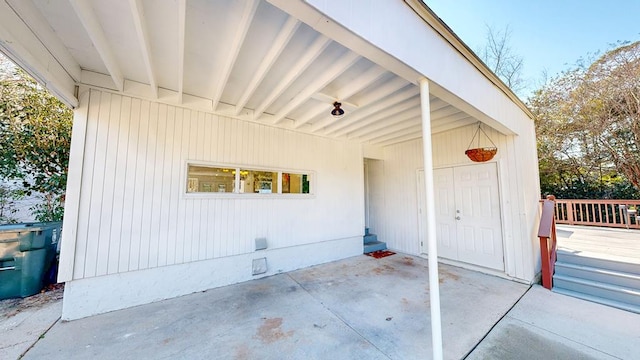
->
[0,222,61,299]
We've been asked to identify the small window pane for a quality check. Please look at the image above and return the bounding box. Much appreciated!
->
[187,165,235,193]
[239,170,278,194]
[283,173,310,194]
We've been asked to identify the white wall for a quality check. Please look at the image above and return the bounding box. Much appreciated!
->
[59,88,366,317]
[378,123,540,282]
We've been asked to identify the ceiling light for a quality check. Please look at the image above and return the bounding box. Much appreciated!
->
[331,101,344,118]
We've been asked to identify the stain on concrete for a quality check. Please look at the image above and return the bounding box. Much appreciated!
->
[372,264,396,275]
[401,256,415,267]
[438,268,460,284]
[255,317,294,344]
[234,344,251,360]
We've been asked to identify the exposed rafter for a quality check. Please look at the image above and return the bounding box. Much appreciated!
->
[310,77,409,132]
[349,107,421,140]
[332,97,420,138]
[69,0,124,91]
[356,117,421,142]
[211,0,259,110]
[293,65,386,129]
[128,0,157,98]
[177,0,186,104]
[431,117,475,134]
[321,86,418,135]
[368,122,422,144]
[234,16,299,115]
[252,35,331,119]
[270,52,360,124]
[374,130,423,147]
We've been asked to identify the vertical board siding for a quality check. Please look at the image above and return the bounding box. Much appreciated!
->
[71,90,363,280]
[381,123,533,280]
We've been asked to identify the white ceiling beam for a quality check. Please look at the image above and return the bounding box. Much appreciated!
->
[333,97,420,137]
[253,35,331,118]
[367,122,422,143]
[429,98,450,112]
[129,0,157,98]
[294,65,386,129]
[355,116,421,142]
[270,51,360,125]
[310,77,408,132]
[432,111,471,123]
[211,0,259,110]
[321,86,418,135]
[431,116,476,134]
[5,0,81,81]
[349,106,421,139]
[69,0,124,91]
[430,105,462,121]
[234,16,299,115]
[177,0,186,104]
[375,131,423,147]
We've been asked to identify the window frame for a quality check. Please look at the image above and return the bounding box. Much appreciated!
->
[183,161,315,199]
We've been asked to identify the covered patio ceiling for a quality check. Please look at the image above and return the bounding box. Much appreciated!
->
[0,0,481,147]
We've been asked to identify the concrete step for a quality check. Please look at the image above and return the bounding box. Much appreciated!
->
[555,262,640,289]
[552,287,640,314]
[556,251,640,274]
[363,234,378,244]
[553,274,640,308]
[364,241,387,254]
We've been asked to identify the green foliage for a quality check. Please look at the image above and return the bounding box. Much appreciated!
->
[0,183,23,224]
[0,57,73,221]
[530,41,640,199]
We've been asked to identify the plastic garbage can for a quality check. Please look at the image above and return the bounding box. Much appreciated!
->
[0,222,61,299]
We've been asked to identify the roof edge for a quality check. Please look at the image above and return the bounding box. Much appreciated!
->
[403,0,534,119]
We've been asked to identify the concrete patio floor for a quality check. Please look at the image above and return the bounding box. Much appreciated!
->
[4,252,640,359]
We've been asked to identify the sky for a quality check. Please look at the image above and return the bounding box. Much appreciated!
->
[425,0,640,98]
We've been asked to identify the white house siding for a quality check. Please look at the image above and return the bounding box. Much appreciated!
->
[59,89,365,318]
[378,123,539,282]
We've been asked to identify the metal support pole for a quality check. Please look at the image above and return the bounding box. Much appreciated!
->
[419,78,443,360]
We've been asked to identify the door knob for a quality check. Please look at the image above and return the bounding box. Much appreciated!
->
[456,216,461,220]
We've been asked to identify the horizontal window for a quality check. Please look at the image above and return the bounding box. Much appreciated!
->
[186,163,313,196]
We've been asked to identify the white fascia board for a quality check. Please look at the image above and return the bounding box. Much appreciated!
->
[0,0,78,108]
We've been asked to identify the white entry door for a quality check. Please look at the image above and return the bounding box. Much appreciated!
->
[419,163,504,270]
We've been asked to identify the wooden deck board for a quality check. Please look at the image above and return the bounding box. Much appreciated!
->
[556,225,640,264]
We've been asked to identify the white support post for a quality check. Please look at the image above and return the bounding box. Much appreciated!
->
[419,78,443,360]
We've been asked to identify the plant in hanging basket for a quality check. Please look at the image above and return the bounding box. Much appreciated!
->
[465,147,497,162]
[465,123,498,162]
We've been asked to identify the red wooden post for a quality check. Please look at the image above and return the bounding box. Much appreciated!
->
[538,196,557,290]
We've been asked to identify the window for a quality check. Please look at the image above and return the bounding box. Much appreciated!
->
[185,163,312,196]
[282,173,310,194]
[239,169,279,194]
[186,165,235,193]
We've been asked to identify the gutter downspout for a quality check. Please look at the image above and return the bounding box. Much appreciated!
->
[419,78,443,359]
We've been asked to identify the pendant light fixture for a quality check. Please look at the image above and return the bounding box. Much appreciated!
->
[331,101,344,118]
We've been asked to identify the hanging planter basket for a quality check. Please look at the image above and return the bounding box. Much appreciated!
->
[465,123,498,162]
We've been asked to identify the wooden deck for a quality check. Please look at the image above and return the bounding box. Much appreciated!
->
[556,225,640,264]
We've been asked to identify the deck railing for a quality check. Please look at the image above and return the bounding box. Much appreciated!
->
[538,196,558,290]
[553,199,640,229]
